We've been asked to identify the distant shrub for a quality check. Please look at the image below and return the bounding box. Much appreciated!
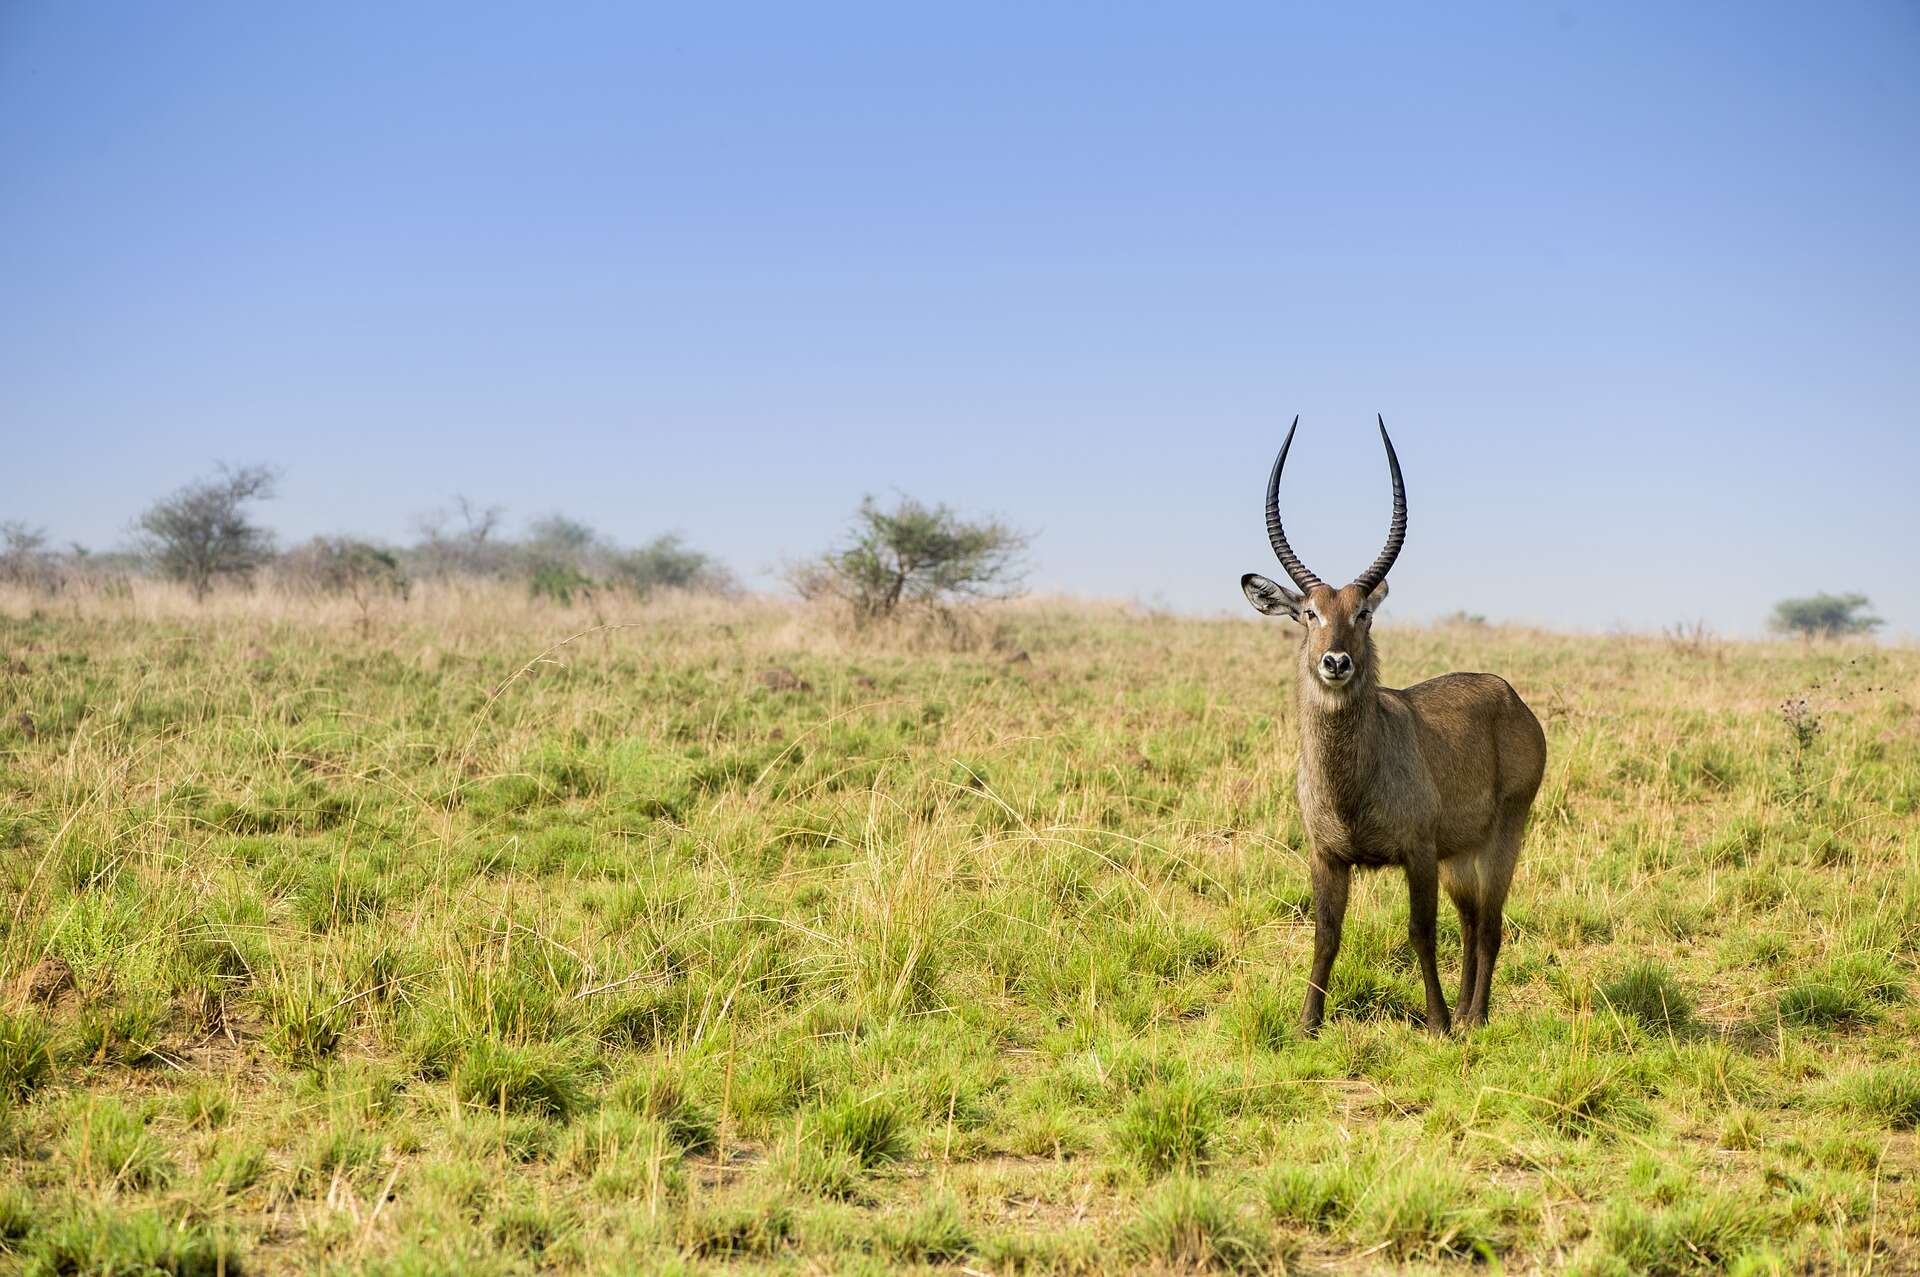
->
[787,495,1029,625]
[1769,592,1881,638]
[608,533,733,596]
[529,563,597,606]
[281,536,408,628]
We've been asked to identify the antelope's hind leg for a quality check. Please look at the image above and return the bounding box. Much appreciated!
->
[1452,805,1528,1027]
[1404,852,1451,1036]
[1441,858,1481,1023]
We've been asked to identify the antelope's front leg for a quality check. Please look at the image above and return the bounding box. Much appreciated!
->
[1403,852,1451,1034]
[1301,854,1350,1036]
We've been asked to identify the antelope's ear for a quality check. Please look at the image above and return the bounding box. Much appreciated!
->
[1241,573,1304,619]
[1364,578,1389,611]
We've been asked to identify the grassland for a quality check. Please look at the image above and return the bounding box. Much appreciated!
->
[1,582,1916,1275]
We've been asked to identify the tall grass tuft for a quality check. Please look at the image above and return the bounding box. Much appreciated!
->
[1113,1077,1218,1177]
[1124,1177,1267,1272]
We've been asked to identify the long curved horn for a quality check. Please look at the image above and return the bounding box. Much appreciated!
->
[1264,415,1324,592]
[1350,414,1406,593]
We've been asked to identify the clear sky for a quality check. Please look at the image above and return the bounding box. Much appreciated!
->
[4,2,1917,636]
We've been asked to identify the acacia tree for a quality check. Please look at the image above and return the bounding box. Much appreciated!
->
[788,495,1029,623]
[135,464,279,600]
[0,521,58,591]
[1769,593,1882,639]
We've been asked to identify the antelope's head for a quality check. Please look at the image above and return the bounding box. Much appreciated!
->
[1241,415,1405,696]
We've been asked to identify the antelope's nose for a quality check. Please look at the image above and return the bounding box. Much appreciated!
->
[1320,651,1353,679]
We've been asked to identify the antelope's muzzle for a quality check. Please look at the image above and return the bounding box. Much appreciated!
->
[1318,651,1355,686]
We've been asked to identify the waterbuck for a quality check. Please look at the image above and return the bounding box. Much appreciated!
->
[1240,416,1545,1035]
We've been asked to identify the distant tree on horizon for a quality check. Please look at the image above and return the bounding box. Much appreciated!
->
[0,520,59,592]
[1769,592,1881,639]
[134,464,279,600]
[787,495,1029,624]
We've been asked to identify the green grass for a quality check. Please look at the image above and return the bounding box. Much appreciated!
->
[1,582,1916,1272]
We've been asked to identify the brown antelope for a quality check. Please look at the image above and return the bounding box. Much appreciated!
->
[1240,416,1545,1035]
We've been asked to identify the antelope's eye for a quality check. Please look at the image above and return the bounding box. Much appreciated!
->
[1355,610,1370,623]
[1304,609,1318,622]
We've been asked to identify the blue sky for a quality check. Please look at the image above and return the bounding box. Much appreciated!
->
[4,2,1917,635]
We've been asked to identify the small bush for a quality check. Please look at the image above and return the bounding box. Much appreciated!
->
[786,494,1029,624]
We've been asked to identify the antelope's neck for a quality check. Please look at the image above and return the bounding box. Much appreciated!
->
[1296,672,1384,794]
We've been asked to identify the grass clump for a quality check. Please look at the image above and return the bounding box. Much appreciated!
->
[679,1192,796,1259]
[809,1090,908,1169]
[0,1185,33,1252]
[1221,984,1293,1053]
[1598,960,1696,1036]
[1113,1076,1217,1177]
[1124,1177,1267,1272]
[1353,1158,1500,1262]
[1775,951,1908,1029]
[0,1011,54,1101]
[1520,1056,1651,1139]
[874,1194,974,1263]
[61,1097,172,1190]
[1832,1064,1920,1129]
[1587,1194,1780,1275]
[1265,1161,1354,1228]
[24,1207,236,1277]
[610,1064,716,1153]
[261,976,349,1066]
[455,1037,590,1118]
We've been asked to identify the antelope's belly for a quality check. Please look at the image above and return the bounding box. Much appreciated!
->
[1303,810,1405,868]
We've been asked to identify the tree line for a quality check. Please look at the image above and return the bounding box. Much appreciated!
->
[0,463,1032,627]
[3,465,1884,637]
